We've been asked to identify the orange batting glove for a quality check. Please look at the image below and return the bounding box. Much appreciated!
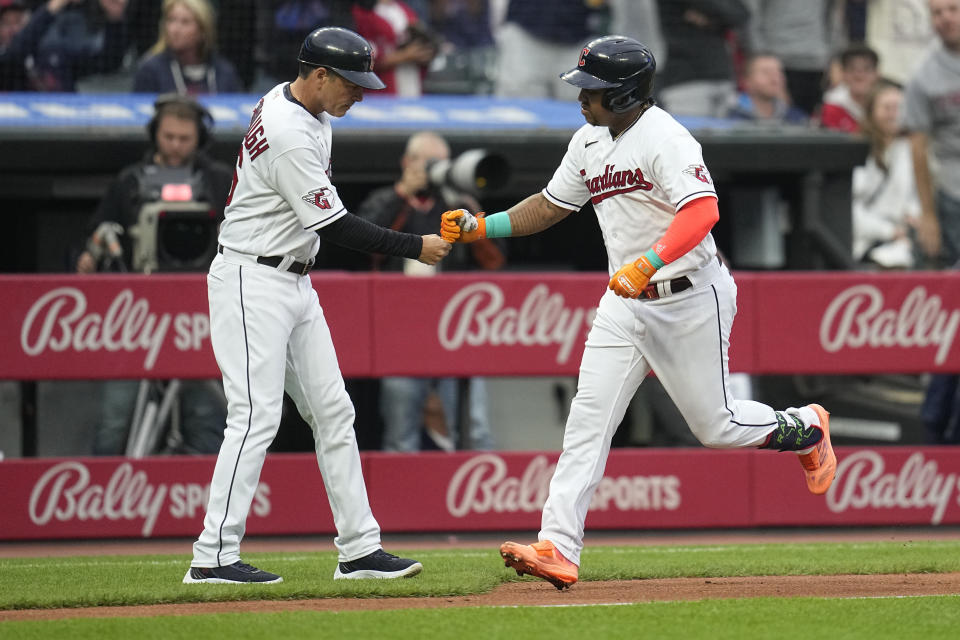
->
[440,209,486,243]
[609,255,658,298]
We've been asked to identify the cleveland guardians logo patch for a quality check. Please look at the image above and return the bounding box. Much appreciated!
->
[579,47,589,67]
[302,187,333,209]
[683,164,712,184]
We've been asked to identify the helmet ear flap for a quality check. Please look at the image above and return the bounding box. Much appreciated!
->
[602,84,640,113]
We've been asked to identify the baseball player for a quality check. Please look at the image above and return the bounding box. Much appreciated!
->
[184,27,450,585]
[441,36,837,590]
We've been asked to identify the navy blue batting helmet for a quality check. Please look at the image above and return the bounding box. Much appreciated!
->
[298,27,386,90]
[561,36,656,113]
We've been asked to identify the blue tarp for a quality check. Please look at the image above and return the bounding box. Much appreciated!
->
[0,93,735,131]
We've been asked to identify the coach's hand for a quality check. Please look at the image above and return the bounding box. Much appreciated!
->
[609,255,658,299]
[419,234,452,265]
[441,209,485,243]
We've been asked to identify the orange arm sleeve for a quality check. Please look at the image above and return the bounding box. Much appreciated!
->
[652,196,719,265]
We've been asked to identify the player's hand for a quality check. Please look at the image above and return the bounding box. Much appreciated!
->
[419,234,452,265]
[608,255,658,299]
[441,209,485,243]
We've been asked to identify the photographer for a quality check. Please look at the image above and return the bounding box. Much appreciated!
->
[76,94,232,456]
[357,130,503,451]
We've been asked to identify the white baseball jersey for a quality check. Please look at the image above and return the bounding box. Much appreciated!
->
[192,83,383,569]
[543,105,718,281]
[217,83,347,262]
[533,105,823,567]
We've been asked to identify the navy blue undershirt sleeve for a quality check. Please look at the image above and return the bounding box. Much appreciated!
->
[315,211,422,259]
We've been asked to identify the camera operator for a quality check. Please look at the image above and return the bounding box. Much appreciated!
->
[77,94,232,273]
[76,94,232,456]
[357,130,503,452]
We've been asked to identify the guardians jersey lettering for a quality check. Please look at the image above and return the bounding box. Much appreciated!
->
[579,164,654,203]
[543,105,717,281]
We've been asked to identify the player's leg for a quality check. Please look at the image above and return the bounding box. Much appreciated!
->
[191,260,291,571]
[540,292,651,565]
[286,281,422,579]
[501,293,649,588]
[639,267,779,449]
[641,262,834,493]
[284,278,382,561]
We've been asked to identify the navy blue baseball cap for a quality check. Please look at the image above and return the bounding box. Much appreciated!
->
[298,27,386,90]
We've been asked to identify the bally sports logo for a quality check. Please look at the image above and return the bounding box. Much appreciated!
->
[20,287,210,370]
[438,283,595,365]
[28,461,271,537]
[445,454,680,518]
[827,451,960,525]
[819,285,960,365]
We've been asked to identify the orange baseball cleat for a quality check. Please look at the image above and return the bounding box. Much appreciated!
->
[798,404,837,495]
[499,540,578,591]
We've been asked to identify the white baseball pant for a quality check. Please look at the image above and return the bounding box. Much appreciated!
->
[540,259,780,565]
[192,252,381,567]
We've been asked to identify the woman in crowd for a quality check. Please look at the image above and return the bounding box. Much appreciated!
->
[851,80,920,269]
[133,0,241,94]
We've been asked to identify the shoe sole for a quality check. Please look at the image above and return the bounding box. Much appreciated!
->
[806,404,837,495]
[333,562,423,580]
[500,546,576,591]
[182,570,283,585]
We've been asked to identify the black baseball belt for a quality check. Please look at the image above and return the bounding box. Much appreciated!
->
[639,254,723,300]
[639,276,692,300]
[218,245,314,276]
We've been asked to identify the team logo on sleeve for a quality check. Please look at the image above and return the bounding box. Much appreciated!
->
[683,164,712,184]
[302,187,333,209]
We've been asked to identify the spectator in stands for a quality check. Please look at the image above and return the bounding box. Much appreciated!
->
[255,1,354,91]
[127,0,258,91]
[727,52,809,125]
[422,0,496,94]
[133,0,242,94]
[351,0,438,96]
[9,0,129,92]
[901,0,960,444]
[493,0,604,99]
[852,81,920,269]
[76,94,232,455]
[656,0,750,118]
[819,44,880,134]
[0,0,30,90]
[609,0,667,70]
[744,0,837,117]
[356,131,501,452]
[865,0,933,87]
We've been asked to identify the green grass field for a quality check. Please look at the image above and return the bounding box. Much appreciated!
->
[2,540,959,639]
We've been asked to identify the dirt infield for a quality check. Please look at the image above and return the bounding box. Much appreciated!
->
[3,528,959,621]
[4,573,960,621]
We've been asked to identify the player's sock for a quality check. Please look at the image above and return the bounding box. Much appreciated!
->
[758,409,823,452]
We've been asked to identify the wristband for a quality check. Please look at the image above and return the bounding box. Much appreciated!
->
[643,248,664,270]
[483,211,512,238]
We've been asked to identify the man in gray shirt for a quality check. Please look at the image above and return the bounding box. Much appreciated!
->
[900,0,960,445]
[901,0,960,267]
